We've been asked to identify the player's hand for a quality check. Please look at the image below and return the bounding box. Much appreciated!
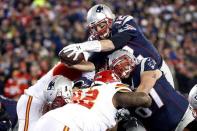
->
[60,44,84,61]
[59,40,101,61]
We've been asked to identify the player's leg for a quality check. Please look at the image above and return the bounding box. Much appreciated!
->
[175,106,195,131]
[17,94,44,131]
[160,60,175,89]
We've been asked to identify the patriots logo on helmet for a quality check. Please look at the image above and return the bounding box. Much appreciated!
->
[194,95,197,101]
[96,5,103,13]
[47,80,55,90]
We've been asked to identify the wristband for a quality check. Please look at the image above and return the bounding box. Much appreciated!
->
[82,40,101,52]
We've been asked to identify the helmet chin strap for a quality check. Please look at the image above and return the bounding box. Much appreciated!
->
[91,18,112,39]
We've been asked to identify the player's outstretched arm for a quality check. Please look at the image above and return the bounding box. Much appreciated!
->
[69,61,95,72]
[113,91,152,108]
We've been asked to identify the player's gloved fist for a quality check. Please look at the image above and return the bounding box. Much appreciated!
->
[60,44,83,61]
[60,40,101,61]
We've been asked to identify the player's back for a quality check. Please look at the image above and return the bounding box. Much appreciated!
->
[129,58,188,131]
[112,15,162,67]
[86,83,120,127]
[71,82,124,130]
[133,75,188,131]
[36,82,130,131]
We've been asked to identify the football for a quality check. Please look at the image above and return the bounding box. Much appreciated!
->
[59,50,85,65]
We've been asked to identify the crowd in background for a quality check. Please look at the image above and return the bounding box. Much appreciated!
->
[0,0,196,100]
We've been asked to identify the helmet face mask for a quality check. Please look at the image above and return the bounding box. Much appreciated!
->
[87,4,115,39]
[88,18,112,39]
[111,55,136,79]
[56,85,73,103]
[108,50,137,79]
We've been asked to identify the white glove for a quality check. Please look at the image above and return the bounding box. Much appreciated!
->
[60,40,101,60]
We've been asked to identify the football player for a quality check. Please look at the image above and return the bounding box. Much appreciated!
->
[184,84,197,131]
[59,4,175,88]
[34,70,152,131]
[0,95,17,131]
[188,84,197,118]
[16,62,83,131]
[108,49,194,131]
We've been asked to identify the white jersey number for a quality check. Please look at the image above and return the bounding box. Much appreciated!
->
[135,88,164,118]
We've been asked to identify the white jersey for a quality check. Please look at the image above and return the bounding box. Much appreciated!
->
[24,68,53,102]
[35,82,131,131]
[17,62,83,131]
[25,62,83,101]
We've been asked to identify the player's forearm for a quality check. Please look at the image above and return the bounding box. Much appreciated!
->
[126,92,152,108]
[67,40,115,53]
[99,31,134,52]
[100,39,115,51]
[115,92,152,108]
[138,92,152,107]
[70,61,95,72]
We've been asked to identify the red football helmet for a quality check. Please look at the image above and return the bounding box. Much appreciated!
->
[93,70,121,84]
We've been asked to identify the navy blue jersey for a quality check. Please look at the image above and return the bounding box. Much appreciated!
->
[111,15,162,66]
[127,58,188,131]
[0,95,17,128]
[89,15,162,71]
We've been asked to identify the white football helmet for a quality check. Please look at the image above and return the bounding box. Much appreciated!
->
[108,49,138,79]
[188,84,197,117]
[87,4,115,38]
[44,75,74,103]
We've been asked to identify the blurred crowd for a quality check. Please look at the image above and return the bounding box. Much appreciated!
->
[0,0,196,100]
